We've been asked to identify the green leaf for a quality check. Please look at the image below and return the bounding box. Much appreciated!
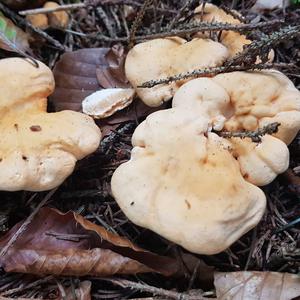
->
[0,12,30,55]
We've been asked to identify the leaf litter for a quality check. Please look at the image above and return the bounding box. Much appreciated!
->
[0,0,299,299]
[0,207,178,277]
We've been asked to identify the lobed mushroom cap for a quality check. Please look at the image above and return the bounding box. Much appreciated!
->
[112,70,300,254]
[0,58,101,191]
[194,3,250,57]
[212,70,300,145]
[125,37,229,107]
[111,106,266,255]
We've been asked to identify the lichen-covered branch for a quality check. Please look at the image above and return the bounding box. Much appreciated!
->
[218,122,281,143]
[139,24,300,88]
[227,25,300,66]
[138,63,291,88]
[93,19,283,42]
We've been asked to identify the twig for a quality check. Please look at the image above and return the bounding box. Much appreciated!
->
[0,189,57,258]
[218,122,280,143]
[219,4,246,23]
[93,19,283,43]
[129,0,153,48]
[138,62,291,88]
[0,2,66,51]
[274,217,300,234]
[227,25,300,66]
[0,276,54,297]
[96,6,116,38]
[102,278,207,300]
[19,3,85,15]
[168,0,196,30]
[139,24,299,88]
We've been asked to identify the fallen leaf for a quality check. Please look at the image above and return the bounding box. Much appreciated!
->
[0,207,178,277]
[51,46,130,112]
[64,281,91,300]
[51,46,167,136]
[1,0,47,10]
[0,12,30,54]
[215,271,300,300]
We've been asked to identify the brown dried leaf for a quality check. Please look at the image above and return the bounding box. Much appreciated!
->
[51,47,166,136]
[0,207,178,277]
[215,271,300,300]
[51,46,130,112]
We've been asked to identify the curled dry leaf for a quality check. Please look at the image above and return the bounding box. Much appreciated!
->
[51,46,130,112]
[82,88,135,119]
[51,46,166,136]
[0,12,30,54]
[215,271,300,300]
[0,207,178,277]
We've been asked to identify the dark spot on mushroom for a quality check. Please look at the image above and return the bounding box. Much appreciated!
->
[22,155,28,161]
[130,201,135,206]
[203,131,208,138]
[30,125,42,132]
[0,158,2,162]
[185,199,191,209]
[244,173,249,179]
[14,124,18,131]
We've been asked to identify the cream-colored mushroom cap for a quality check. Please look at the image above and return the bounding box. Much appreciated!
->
[174,72,295,186]
[212,70,300,145]
[125,37,229,107]
[194,3,250,57]
[112,76,290,254]
[0,58,101,191]
[111,107,266,255]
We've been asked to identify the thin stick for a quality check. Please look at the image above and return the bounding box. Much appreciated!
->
[129,0,153,48]
[168,0,196,30]
[19,3,85,16]
[92,19,282,43]
[0,188,57,258]
[218,122,280,143]
[102,278,207,300]
[1,276,54,297]
[19,1,177,16]
[138,63,291,88]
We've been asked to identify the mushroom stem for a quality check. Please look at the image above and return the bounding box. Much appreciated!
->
[218,122,281,143]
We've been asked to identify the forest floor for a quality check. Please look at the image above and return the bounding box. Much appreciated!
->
[0,0,299,299]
